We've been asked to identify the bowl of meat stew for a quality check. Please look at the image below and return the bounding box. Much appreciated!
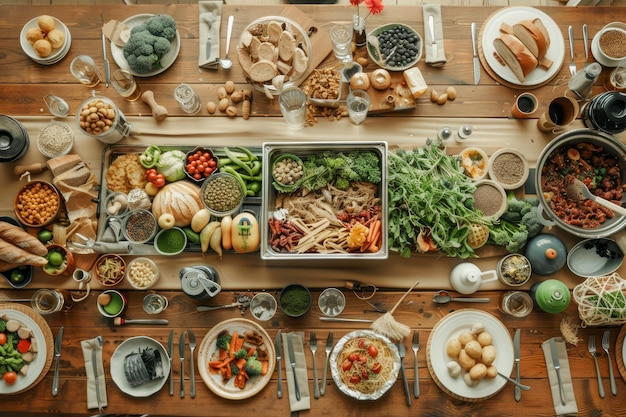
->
[535,129,626,238]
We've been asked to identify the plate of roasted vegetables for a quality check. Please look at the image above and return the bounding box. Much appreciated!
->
[197,318,275,400]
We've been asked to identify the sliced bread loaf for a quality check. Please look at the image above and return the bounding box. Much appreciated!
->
[513,19,548,60]
[493,33,538,83]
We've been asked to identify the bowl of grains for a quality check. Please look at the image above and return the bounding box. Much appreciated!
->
[472,179,507,220]
[14,180,61,227]
[94,254,126,286]
[37,121,74,158]
[123,209,157,243]
[592,22,626,67]
[126,257,159,289]
[488,148,529,190]
[200,172,245,217]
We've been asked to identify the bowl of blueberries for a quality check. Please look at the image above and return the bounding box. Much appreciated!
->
[367,23,422,71]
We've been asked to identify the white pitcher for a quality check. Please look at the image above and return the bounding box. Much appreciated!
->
[450,262,498,294]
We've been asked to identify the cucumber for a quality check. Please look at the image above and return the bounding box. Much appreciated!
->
[183,227,201,245]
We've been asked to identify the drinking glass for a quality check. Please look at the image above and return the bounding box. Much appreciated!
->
[498,291,533,318]
[279,87,307,130]
[70,55,102,87]
[605,58,626,92]
[143,293,168,314]
[330,24,353,62]
[31,289,73,315]
[111,69,142,101]
[174,83,201,114]
[347,89,370,125]
[511,92,538,118]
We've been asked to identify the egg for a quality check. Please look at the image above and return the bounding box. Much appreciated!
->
[97,293,111,306]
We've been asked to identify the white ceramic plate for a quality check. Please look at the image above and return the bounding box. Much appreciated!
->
[20,16,72,65]
[591,23,626,68]
[480,6,564,87]
[110,336,170,397]
[197,318,275,400]
[330,330,400,400]
[0,306,50,395]
[110,14,180,77]
[427,309,514,401]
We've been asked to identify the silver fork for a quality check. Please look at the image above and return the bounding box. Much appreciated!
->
[188,329,196,399]
[412,331,420,399]
[588,335,605,398]
[568,25,577,76]
[320,332,333,396]
[310,332,319,399]
[602,330,617,396]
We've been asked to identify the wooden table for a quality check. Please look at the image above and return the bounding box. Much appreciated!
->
[1,4,626,417]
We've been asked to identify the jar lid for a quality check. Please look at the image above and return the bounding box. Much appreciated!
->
[524,234,567,276]
[533,279,571,314]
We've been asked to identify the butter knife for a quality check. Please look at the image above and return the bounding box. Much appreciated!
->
[179,331,186,398]
[167,329,174,396]
[397,342,411,407]
[92,336,103,412]
[471,22,480,85]
[287,333,300,401]
[205,35,212,61]
[429,15,437,59]
[100,13,110,88]
[275,330,283,399]
[513,329,521,401]
[52,326,63,396]
[550,338,566,406]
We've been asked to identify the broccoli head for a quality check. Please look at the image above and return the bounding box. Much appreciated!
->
[122,15,175,74]
[488,220,528,254]
[244,357,263,376]
[0,318,6,332]
[215,333,232,351]
[521,209,543,238]
[145,14,177,41]
[234,348,248,360]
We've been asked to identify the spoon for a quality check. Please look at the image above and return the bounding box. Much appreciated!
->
[433,290,490,304]
[498,372,531,391]
[220,15,234,69]
[567,178,626,217]
[366,35,385,66]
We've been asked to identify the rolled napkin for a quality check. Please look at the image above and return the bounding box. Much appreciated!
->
[422,4,447,66]
[198,1,222,69]
[541,337,578,416]
[81,337,107,411]
[281,332,311,412]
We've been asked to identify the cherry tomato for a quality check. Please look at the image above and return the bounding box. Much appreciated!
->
[358,339,366,349]
[359,354,368,364]
[361,370,369,380]
[208,159,217,168]
[194,172,202,180]
[146,169,158,182]
[0,333,6,345]
[3,371,17,385]
[348,353,359,362]
[199,155,206,163]
[341,360,353,371]
[349,375,361,384]
[17,339,31,354]
[187,164,196,174]
[371,362,382,374]
[153,175,165,188]
[367,344,378,358]
[204,167,214,176]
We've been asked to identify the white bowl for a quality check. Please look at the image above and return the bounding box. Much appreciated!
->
[318,287,346,317]
[472,179,507,220]
[567,238,624,278]
[126,257,159,290]
[250,292,277,321]
[367,23,422,71]
[458,147,489,181]
[37,121,74,158]
[488,148,529,190]
[20,16,71,65]
[591,22,626,68]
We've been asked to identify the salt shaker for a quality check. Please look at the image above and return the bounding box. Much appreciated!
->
[568,62,601,100]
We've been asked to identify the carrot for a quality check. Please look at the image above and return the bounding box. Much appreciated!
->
[235,357,247,371]
[209,360,225,369]
[246,346,256,357]
[218,348,228,361]
[367,220,381,242]
[260,360,269,376]
[229,331,239,357]
[234,373,246,389]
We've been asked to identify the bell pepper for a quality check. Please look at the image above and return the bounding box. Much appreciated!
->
[139,145,162,168]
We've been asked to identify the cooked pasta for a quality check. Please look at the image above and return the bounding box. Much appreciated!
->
[336,335,396,394]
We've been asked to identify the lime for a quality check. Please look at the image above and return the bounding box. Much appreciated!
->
[47,250,64,267]
[37,229,53,243]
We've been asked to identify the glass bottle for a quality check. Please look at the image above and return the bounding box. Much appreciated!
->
[568,62,601,100]
[352,15,366,48]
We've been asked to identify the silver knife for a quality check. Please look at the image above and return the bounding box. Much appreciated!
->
[179,331,186,398]
[397,342,411,407]
[168,329,174,396]
[287,333,300,401]
[513,329,521,402]
[188,330,196,399]
[206,35,212,61]
[100,13,110,88]
[92,336,103,412]
[275,330,283,399]
[550,338,566,406]
[320,332,333,396]
[429,15,437,59]
[471,22,480,85]
[52,326,63,396]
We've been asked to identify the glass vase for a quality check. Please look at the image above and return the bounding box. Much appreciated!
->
[352,14,366,48]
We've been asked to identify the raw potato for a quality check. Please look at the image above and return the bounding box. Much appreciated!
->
[477,331,493,347]
[217,87,228,100]
[437,93,448,105]
[458,349,476,371]
[486,365,498,379]
[447,86,457,100]
[218,98,229,112]
[481,345,497,365]
[430,89,439,103]
[471,322,485,335]
[231,90,244,103]
[224,80,235,94]
[469,363,488,380]
[206,101,217,114]
[464,340,483,360]
[446,338,462,358]
[458,332,475,346]
[226,106,237,117]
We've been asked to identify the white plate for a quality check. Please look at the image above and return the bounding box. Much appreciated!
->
[110,14,180,77]
[427,309,514,401]
[20,16,72,65]
[197,318,275,400]
[330,330,400,400]
[0,306,50,395]
[480,6,564,87]
[110,336,170,397]
[591,23,626,68]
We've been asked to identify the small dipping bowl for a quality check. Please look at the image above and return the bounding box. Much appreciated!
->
[126,257,159,290]
[37,121,74,158]
[279,284,312,318]
[96,289,126,318]
[567,238,624,278]
[497,253,532,287]
[14,180,61,228]
[488,148,529,191]
[94,254,126,287]
[318,287,346,317]
[200,172,245,217]
[42,244,75,277]
[472,180,507,220]
[154,227,187,256]
[250,292,278,321]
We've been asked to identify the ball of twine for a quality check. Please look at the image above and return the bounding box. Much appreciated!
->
[573,273,626,327]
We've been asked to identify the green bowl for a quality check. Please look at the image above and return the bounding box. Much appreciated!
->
[279,284,312,318]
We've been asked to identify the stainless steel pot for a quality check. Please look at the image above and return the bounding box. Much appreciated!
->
[534,128,626,238]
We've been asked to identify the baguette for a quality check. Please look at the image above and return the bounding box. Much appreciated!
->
[0,222,47,256]
[493,34,538,83]
[0,237,49,267]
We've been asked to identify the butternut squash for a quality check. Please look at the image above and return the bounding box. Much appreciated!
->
[231,212,260,253]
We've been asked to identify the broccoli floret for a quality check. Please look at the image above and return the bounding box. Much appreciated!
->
[244,357,263,376]
[145,14,177,41]
[230,363,240,375]
[0,318,6,332]
[350,151,382,184]
[215,334,232,351]
[488,220,528,254]
[521,209,543,238]
[335,177,350,190]
[234,348,248,360]
[153,36,171,56]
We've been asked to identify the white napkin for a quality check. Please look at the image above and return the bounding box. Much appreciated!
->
[541,337,578,416]
[422,4,447,66]
[281,332,311,412]
[198,1,222,69]
[81,337,107,411]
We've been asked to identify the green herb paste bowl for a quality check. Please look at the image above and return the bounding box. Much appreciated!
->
[154,227,187,256]
[279,284,312,318]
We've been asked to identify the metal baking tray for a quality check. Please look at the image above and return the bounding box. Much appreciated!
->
[261,141,388,260]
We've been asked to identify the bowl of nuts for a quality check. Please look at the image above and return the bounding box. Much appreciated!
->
[271,154,304,189]
[14,180,61,227]
[126,257,159,290]
[75,96,131,144]
[37,121,74,158]
[302,69,343,108]
[200,172,245,217]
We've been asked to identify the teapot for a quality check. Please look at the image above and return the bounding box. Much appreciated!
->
[450,262,498,294]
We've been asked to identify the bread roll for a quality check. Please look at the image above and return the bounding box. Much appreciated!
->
[493,33,538,82]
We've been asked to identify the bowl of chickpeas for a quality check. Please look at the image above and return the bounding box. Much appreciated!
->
[126,257,159,290]
[75,96,130,144]
[14,180,61,227]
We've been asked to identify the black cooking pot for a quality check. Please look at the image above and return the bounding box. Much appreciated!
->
[0,115,29,163]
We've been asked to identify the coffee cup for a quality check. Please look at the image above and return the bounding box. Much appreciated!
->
[537,96,580,133]
[511,92,538,118]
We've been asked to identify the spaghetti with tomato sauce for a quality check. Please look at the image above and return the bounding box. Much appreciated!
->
[336,336,396,395]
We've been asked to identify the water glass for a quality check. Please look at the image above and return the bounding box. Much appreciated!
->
[605,57,626,92]
[143,293,168,314]
[279,87,307,130]
[498,291,533,318]
[347,89,370,125]
[174,83,201,114]
[31,289,73,315]
[111,69,142,101]
[70,55,102,87]
[330,24,353,62]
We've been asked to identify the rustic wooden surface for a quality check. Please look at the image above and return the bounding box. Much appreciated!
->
[1,4,626,417]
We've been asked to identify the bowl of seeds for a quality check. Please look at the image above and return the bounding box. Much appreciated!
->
[37,121,74,158]
[200,172,244,217]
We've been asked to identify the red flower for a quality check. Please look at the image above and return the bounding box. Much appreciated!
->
[365,0,384,15]
[350,0,363,6]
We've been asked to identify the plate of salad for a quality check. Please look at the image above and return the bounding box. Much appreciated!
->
[0,304,53,395]
[197,318,275,400]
